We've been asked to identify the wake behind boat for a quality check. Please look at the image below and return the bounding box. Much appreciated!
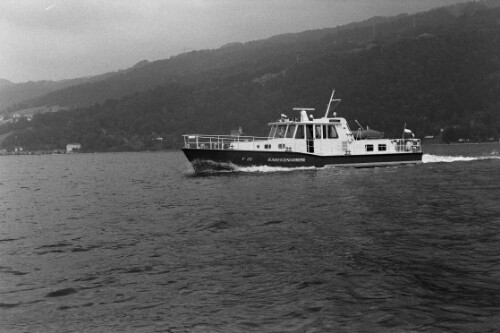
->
[182,90,422,172]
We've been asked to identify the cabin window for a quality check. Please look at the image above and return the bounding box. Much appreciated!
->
[365,144,374,152]
[295,125,305,139]
[315,125,322,139]
[306,125,314,140]
[265,144,271,149]
[378,144,387,151]
[285,125,296,138]
[327,125,338,138]
[278,144,285,149]
[269,125,277,138]
[276,125,286,138]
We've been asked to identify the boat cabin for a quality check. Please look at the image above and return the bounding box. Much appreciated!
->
[263,108,351,154]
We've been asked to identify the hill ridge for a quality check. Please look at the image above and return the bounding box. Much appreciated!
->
[5,1,495,114]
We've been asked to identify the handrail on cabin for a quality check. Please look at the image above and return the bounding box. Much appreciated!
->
[183,134,269,150]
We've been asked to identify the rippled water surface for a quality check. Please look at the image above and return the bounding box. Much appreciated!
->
[1,144,500,332]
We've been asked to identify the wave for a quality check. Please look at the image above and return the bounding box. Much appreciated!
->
[188,158,318,174]
[423,154,500,163]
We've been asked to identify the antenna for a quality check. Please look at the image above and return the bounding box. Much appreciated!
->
[324,89,341,118]
[355,120,365,131]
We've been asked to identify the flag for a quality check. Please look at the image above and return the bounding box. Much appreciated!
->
[404,128,414,137]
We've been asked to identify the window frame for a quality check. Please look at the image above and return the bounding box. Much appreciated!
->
[295,125,305,139]
[276,125,286,138]
[327,125,338,139]
[286,124,296,138]
[315,125,322,139]
[269,125,277,138]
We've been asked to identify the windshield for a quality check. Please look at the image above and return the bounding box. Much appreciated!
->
[269,125,277,138]
[286,125,296,138]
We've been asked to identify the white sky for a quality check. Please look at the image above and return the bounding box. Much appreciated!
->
[0,0,460,82]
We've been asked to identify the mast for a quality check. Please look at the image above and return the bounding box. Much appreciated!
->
[324,89,341,118]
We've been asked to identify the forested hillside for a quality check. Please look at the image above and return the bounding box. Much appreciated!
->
[0,72,125,112]
[1,1,499,151]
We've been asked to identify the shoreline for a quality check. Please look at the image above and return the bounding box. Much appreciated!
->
[2,142,499,156]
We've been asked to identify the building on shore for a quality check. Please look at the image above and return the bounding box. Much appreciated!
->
[66,143,81,153]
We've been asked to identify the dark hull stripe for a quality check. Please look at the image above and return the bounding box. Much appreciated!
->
[182,148,423,172]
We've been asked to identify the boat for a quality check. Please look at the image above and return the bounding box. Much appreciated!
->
[182,90,422,172]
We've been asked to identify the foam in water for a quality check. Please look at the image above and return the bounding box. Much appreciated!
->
[236,165,318,173]
[423,154,500,163]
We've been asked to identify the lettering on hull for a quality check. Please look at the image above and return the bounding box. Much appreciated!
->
[267,157,306,163]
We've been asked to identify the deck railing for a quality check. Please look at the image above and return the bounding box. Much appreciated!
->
[393,139,422,153]
[183,135,269,150]
[183,135,422,153]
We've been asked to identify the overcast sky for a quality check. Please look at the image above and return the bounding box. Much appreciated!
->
[1,0,460,83]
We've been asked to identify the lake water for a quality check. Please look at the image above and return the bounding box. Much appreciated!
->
[1,144,500,332]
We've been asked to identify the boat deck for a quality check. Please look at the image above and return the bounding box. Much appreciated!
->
[183,135,268,150]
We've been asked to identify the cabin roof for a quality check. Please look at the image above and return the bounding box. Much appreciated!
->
[268,117,344,125]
